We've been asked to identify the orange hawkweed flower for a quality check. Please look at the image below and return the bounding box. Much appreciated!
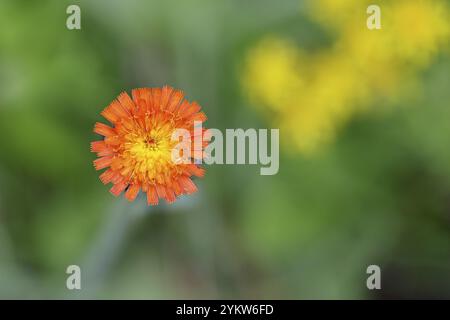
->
[91,86,208,205]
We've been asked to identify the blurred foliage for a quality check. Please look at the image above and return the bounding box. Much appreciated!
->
[0,0,449,299]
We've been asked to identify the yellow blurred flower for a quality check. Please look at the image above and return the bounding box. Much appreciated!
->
[241,0,449,155]
[283,53,369,154]
[387,0,450,67]
[241,37,304,112]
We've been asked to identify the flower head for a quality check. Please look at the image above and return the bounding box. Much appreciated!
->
[91,86,207,205]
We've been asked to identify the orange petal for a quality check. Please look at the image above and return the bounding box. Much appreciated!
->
[139,88,153,112]
[180,101,201,118]
[147,185,159,205]
[99,169,116,184]
[172,179,183,196]
[93,156,113,170]
[110,180,128,197]
[131,88,143,105]
[176,100,191,117]
[164,187,176,203]
[119,116,135,132]
[167,90,184,113]
[117,92,135,114]
[101,100,128,123]
[189,112,207,122]
[155,184,167,199]
[151,88,162,111]
[94,122,115,137]
[110,157,123,171]
[125,184,140,202]
[90,141,113,156]
[105,135,121,146]
[187,164,205,177]
[178,176,198,194]
[160,86,174,110]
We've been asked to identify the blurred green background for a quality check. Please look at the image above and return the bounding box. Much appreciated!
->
[0,0,449,299]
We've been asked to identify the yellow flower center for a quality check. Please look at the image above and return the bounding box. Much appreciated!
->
[122,125,177,184]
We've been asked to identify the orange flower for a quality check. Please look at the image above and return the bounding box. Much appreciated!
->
[91,86,208,205]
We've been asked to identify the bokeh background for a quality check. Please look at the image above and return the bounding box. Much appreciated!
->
[0,0,449,299]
